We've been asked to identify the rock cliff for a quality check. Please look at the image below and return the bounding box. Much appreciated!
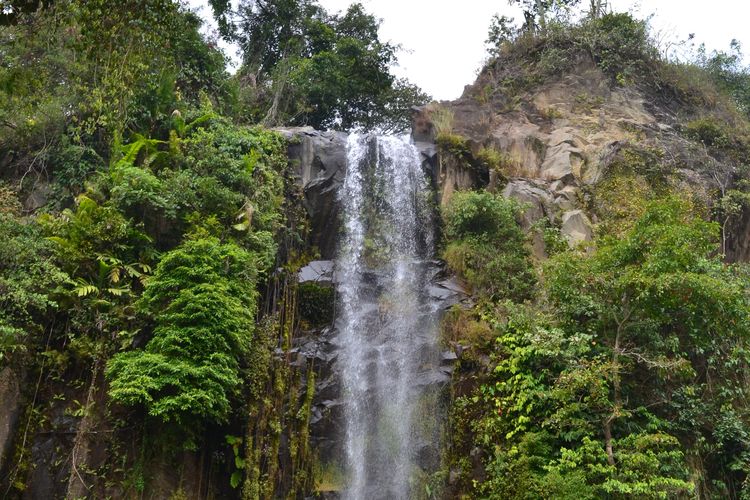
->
[413,58,750,260]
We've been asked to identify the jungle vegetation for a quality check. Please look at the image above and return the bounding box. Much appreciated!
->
[2,0,750,498]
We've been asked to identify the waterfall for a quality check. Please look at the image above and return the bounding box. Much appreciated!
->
[335,134,442,499]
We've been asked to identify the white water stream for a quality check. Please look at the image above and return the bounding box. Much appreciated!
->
[335,134,441,499]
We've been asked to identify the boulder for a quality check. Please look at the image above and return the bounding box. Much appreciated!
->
[299,260,335,285]
[561,210,594,246]
[502,180,556,259]
[502,180,554,228]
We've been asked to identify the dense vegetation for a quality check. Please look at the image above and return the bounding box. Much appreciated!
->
[444,194,750,498]
[2,0,750,498]
[210,0,430,130]
[0,0,425,496]
[437,6,750,500]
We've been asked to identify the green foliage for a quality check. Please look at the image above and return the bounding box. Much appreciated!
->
[465,197,750,498]
[101,116,287,261]
[585,13,654,84]
[0,209,68,365]
[685,117,750,163]
[106,236,259,444]
[442,191,535,302]
[476,145,529,177]
[507,0,582,33]
[0,0,233,211]
[223,0,429,130]
[226,435,246,488]
[297,282,334,328]
[443,191,523,245]
[698,40,750,118]
[436,133,472,164]
[0,0,308,493]
[592,144,675,237]
[481,12,659,97]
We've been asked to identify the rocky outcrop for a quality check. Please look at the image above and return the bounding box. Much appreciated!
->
[277,127,349,259]
[413,58,750,260]
[561,209,594,246]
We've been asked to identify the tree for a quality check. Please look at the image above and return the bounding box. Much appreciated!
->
[220,0,429,130]
[472,197,750,497]
[544,197,750,494]
[442,191,536,302]
[587,0,607,18]
[0,190,67,365]
[508,0,581,32]
[699,40,750,118]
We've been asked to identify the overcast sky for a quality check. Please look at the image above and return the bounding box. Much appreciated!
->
[188,0,750,101]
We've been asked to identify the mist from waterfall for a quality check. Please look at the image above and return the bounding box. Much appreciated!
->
[335,134,442,499]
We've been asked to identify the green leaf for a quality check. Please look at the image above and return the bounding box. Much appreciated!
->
[230,471,242,489]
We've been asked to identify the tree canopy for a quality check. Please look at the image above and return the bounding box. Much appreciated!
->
[216,0,430,130]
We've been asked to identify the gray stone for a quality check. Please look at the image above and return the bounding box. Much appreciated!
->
[540,143,582,183]
[502,180,555,258]
[561,209,594,246]
[502,180,553,227]
[299,260,335,284]
[279,127,349,259]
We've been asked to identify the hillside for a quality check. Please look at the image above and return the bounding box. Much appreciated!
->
[412,12,750,499]
[1,2,750,500]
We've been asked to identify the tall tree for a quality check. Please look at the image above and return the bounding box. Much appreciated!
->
[216,0,429,130]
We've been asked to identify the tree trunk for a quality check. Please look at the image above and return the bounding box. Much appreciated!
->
[263,61,290,127]
[604,309,627,467]
[603,418,615,466]
[535,0,547,31]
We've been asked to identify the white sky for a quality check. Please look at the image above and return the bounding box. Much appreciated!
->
[188,0,750,101]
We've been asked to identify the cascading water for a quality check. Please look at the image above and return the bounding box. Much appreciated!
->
[335,134,443,499]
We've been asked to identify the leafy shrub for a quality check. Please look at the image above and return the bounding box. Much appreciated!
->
[0,211,68,365]
[685,117,750,165]
[587,13,655,84]
[442,191,535,301]
[436,132,471,160]
[685,117,733,149]
[443,191,522,242]
[106,235,259,444]
[481,12,661,98]
[699,40,750,118]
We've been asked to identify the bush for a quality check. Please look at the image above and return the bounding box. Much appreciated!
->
[481,12,660,97]
[106,236,259,444]
[588,13,655,84]
[685,117,733,149]
[442,191,535,301]
[443,191,523,243]
[0,211,68,365]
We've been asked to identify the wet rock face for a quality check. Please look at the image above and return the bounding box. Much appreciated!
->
[280,128,446,260]
[0,367,21,472]
[277,127,349,259]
